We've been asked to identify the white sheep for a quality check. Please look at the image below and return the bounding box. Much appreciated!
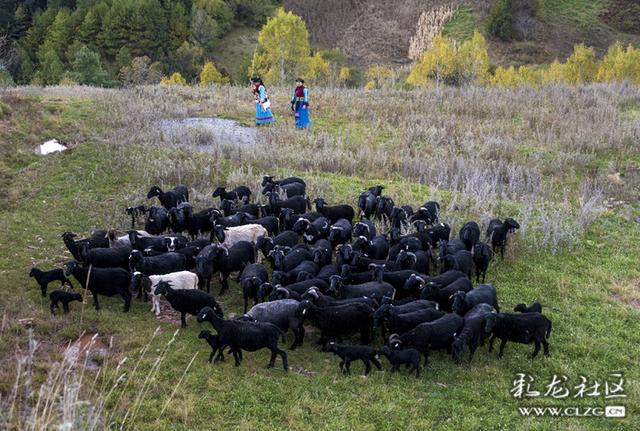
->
[213,224,268,248]
[107,230,151,247]
[131,271,199,316]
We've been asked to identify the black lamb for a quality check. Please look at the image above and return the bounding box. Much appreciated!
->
[49,290,83,315]
[514,301,543,313]
[325,342,382,376]
[377,345,421,377]
[30,267,74,297]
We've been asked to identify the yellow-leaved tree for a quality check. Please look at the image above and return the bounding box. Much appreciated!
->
[563,44,598,84]
[596,42,640,85]
[456,31,490,85]
[199,61,229,85]
[306,52,330,85]
[543,60,567,83]
[250,8,311,84]
[366,65,394,89]
[406,35,457,87]
[161,72,187,86]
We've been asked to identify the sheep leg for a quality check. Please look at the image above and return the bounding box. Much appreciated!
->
[208,349,216,363]
[488,335,496,352]
[92,293,101,311]
[344,359,352,375]
[339,360,346,374]
[40,284,47,297]
[363,359,372,376]
[50,301,58,315]
[62,301,70,313]
[498,339,507,358]
[180,312,187,328]
[278,349,288,371]
[243,296,248,314]
[371,357,383,370]
[530,341,541,359]
[267,349,277,368]
[542,339,550,357]
[123,293,131,313]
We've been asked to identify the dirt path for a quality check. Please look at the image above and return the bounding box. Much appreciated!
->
[160,117,258,150]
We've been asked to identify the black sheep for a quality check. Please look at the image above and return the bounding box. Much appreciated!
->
[297,300,375,345]
[378,345,421,377]
[440,250,473,277]
[394,313,465,366]
[514,301,542,313]
[206,241,256,294]
[245,299,304,349]
[219,200,260,218]
[261,181,306,198]
[486,312,552,359]
[251,216,280,236]
[328,219,353,246]
[325,342,382,376]
[212,186,251,203]
[352,220,377,240]
[352,235,389,260]
[419,277,473,312]
[358,191,378,220]
[329,275,395,301]
[154,281,223,327]
[147,185,189,210]
[395,249,431,275]
[197,307,288,370]
[272,247,313,272]
[459,221,480,251]
[128,250,186,275]
[374,196,395,222]
[487,218,520,259]
[313,198,355,224]
[64,261,131,312]
[49,290,83,314]
[451,284,500,315]
[268,193,309,216]
[240,263,269,312]
[29,267,74,297]
[144,206,170,235]
[256,231,299,262]
[62,231,109,261]
[125,205,147,229]
[451,315,487,366]
[262,175,306,188]
[426,223,451,247]
[379,308,445,340]
[472,242,493,283]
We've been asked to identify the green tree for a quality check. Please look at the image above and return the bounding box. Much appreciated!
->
[78,2,108,49]
[199,61,229,85]
[165,0,190,52]
[488,0,513,41]
[228,0,276,27]
[406,35,458,87]
[190,0,233,51]
[115,46,133,74]
[169,41,203,81]
[44,8,75,62]
[250,8,310,84]
[456,31,490,84]
[34,43,65,85]
[68,45,113,86]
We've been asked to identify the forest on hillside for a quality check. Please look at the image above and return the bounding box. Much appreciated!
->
[0,0,281,85]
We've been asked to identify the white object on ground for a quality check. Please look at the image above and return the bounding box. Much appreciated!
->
[38,139,67,155]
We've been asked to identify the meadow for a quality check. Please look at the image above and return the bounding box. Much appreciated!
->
[0,83,638,430]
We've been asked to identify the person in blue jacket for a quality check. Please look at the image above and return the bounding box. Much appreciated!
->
[291,78,311,129]
[251,77,275,126]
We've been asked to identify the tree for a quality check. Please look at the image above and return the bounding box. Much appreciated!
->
[406,35,458,87]
[78,2,108,48]
[199,61,229,85]
[228,0,276,27]
[169,41,203,81]
[338,66,350,87]
[43,8,75,62]
[456,31,490,85]
[161,71,187,85]
[190,0,233,51]
[119,55,162,86]
[563,44,598,84]
[34,43,65,85]
[596,42,640,85]
[306,52,329,85]
[68,45,113,86]
[366,65,393,89]
[543,59,567,83]
[488,0,513,41]
[165,0,190,52]
[250,8,310,84]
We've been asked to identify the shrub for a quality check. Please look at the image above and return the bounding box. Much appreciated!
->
[119,56,162,86]
[306,52,330,85]
[161,72,188,86]
[563,44,598,84]
[199,61,229,85]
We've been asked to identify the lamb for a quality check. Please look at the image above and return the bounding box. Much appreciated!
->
[197,307,288,370]
[325,342,382,376]
[144,206,170,235]
[352,220,377,240]
[212,224,268,249]
[240,263,269,312]
[154,280,223,327]
[328,275,395,301]
[514,301,542,313]
[198,330,240,364]
[29,267,74,297]
[418,277,473,312]
[393,313,465,366]
[296,300,375,345]
[377,345,421,377]
[328,219,353,246]
[472,242,493,283]
[64,261,131,312]
[49,290,83,315]
[313,198,355,224]
[212,186,252,203]
[244,299,304,349]
[147,185,189,210]
[486,218,520,259]
[451,284,500,315]
[129,271,198,315]
[486,312,552,359]
[128,250,186,275]
[459,221,481,251]
[206,241,256,294]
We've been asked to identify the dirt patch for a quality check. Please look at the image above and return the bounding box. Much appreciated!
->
[610,278,640,309]
[64,332,109,370]
[160,117,257,151]
[601,164,640,205]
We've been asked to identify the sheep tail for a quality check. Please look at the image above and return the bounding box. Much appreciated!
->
[545,319,552,339]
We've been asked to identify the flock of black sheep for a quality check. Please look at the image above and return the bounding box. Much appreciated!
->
[29,175,553,376]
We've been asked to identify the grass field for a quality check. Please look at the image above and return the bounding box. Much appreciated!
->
[0,84,639,430]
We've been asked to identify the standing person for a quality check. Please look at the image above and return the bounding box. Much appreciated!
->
[251,77,275,126]
[291,78,311,129]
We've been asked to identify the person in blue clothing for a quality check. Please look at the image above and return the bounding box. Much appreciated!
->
[251,77,275,126]
[291,78,311,129]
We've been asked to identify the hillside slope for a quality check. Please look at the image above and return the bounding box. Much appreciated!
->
[284,0,640,66]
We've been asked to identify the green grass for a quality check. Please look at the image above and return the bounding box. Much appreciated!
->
[537,0,608,31]
[1,90,639,430]
[442,6,477,42]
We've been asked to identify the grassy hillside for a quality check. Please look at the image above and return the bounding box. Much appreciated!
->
[0,84,639,429]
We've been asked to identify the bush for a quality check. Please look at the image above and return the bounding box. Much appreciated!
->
[306,52,330,85]
[0,67,15,87]
[161,72,187,86]
[488,0,513,41]
[199,61,229,85]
